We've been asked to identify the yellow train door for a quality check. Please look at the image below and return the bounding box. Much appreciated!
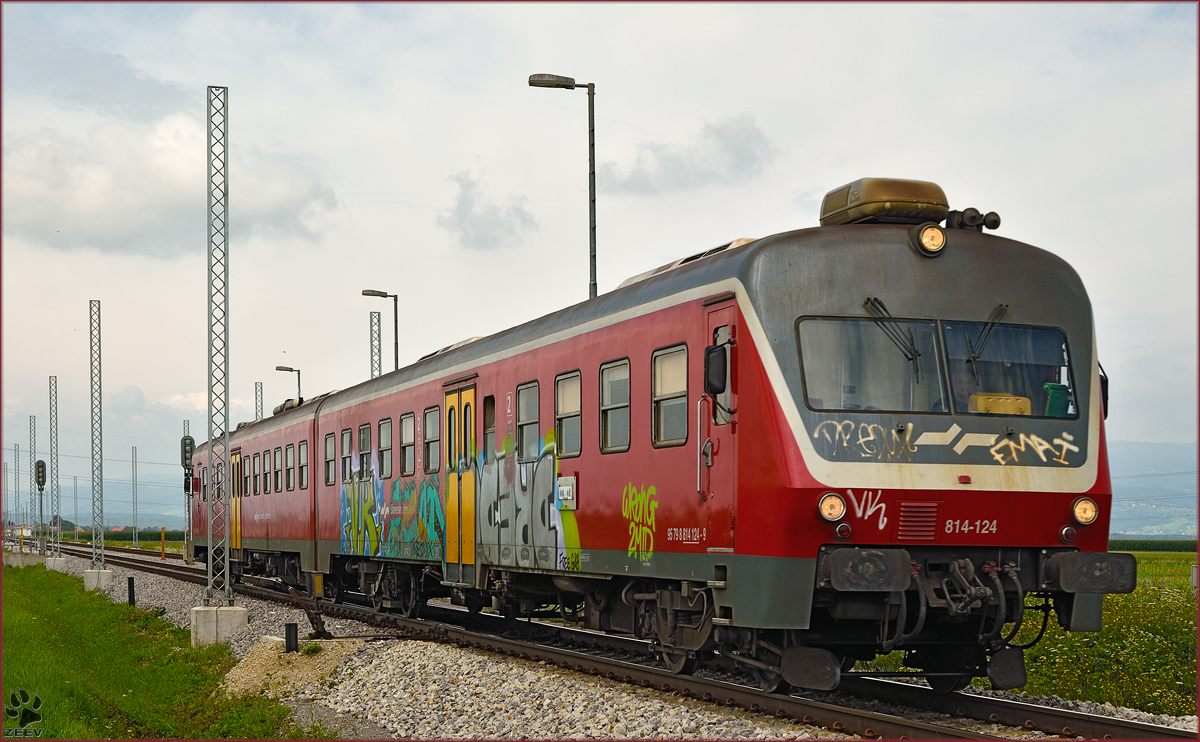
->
[443,385,477,585]
[229,450,242,550]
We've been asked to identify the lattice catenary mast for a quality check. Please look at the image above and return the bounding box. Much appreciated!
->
[183,419,192,557]
[206,85,233,604]
[50,376,61,556]
[90,299,105,567]
[30,416,40,553]
[255,382,263,421]
[132,445,139,548]
[370,311,382,379]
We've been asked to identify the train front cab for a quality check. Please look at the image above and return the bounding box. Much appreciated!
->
[742,178,1136,691]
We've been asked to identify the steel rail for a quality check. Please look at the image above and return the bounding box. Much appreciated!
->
[839,678,1196,739]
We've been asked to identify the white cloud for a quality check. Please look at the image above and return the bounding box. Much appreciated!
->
[600,115,776,194]
[436,170,538,251]
[2,112,338,256]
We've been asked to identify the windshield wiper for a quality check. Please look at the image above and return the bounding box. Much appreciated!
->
[965,303,1009,383]
[864,297,922,383]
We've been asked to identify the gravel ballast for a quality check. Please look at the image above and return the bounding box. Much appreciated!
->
[46,552,1198,737]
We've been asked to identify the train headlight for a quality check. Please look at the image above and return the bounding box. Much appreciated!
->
[1072,497,1099,525]
[911,222,946,257]
[818,493,846,522]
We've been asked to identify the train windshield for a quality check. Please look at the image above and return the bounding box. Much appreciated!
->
[942,322,1077,418]
[797,318,1078,418]
[798,318,947,413]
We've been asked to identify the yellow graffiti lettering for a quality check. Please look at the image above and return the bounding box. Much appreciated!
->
[621,483,658,561]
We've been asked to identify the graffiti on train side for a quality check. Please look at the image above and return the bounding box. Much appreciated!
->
[380,477,445,561]
[621,483,658,562]
[476,427,582,572]
[812,419,917,461]
[340,461,384,557]
[336,421,582,571]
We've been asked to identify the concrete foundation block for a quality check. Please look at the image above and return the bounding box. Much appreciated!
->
[44,557,68,572]
[84,568,114,591]
[7,553,47,568]
[191,605,249,648]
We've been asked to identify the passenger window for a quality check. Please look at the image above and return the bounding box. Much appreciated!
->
[483,396,496,465]
[359,424,372,476]
[517,382,539,460]
[340,429,352,482]
[273,447,283,492]
[423,407,440,474]
[379,419,393,479]
[253,453,261,495]
[243,456,251,498]
[262,449,271,493]
[324,433,335,485]
[400,413,416,476]
[555,372,581,457]
[600,360,630,452]
[299,440,309,490]
[286,444,295,491]
[653,345,687,446]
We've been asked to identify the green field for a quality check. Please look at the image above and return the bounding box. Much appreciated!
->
[1,566,326,738]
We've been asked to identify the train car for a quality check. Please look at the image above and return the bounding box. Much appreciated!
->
[191,177,1135,693]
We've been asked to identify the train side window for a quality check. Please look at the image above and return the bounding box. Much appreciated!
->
[517,382,539,460]
[286,444,296,491]
[274,447,283,492]
[359,424,372,477]
[298,440,309,490]
[379,419,393,479]
[652,345,688,446]
[483,396,496,464]
[555,372,581,458]
[600,359,631,453]
[324,433,335,485]
[423,407,440,474]
[340,429,352,482]
[400,413,416,476]
[262,449,271,493]
[447,406,457,467]
[713,326,733,426]
[243,455,251,497]
[463,403,473,466]
[202,466,208,501]
[253,454,260,495]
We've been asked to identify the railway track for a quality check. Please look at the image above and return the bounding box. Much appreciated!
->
[55,544,1194,740]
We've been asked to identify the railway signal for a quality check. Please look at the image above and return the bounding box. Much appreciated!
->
[35,459,46,554]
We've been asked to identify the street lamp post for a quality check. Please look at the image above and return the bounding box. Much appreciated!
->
[362,289,399,371]
[275,366,302,402]
[529,72,597,300]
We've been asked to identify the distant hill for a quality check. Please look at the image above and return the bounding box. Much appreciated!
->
[1109,440,1196,537]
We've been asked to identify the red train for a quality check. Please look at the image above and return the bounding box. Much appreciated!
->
[191,177,1135,692]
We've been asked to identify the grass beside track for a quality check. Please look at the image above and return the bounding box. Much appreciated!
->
[861,550,1197,716]
[1,565,326,738]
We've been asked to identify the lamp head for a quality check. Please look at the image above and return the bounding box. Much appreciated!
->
[529,73,576,89]
[275,365,295,372]
[361,289,388,298]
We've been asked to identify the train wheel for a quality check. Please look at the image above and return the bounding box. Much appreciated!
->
[749,667,789,694]
[395,568,422,618]
[926,672,971,694]
[917,645,978,694]
[660,647,696,675]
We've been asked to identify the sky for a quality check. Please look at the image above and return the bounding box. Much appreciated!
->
[2,3,1197,522]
